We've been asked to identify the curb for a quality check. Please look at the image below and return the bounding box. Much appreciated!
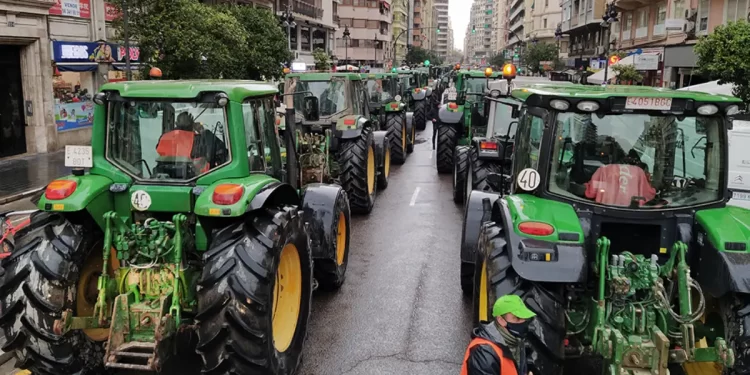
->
[0,187,44,205]
[0,350,13,366]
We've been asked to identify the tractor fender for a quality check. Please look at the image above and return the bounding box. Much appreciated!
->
[372,130,389,169]
[492,196,588,283]
[247,181,300,212]
[36,174,115,231]
[195,175,285,217]
[300,183,350,260]
[335,115,368,140]
[438,104,464,127]
[424,87,433,97]
[412,89,427,101]
[461,190,502,263]
[694,207,750,296]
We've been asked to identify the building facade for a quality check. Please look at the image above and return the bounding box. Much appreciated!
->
[524,0,563,46]
[276,0,340,68]
[507,0,525,51]
[434,0,449,58]
[560,0,609,71]
[337,0,390,68]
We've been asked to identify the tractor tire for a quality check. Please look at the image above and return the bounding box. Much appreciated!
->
[474,221,566,375]
[0,212,103,375]
[468,147,502,193]
[385,113,407,164]
[414,100,426,131]
[453,146,470,204]
[339,127,377,214]
[436,125,458,174]
[406,113,416,154]
[374,131,391,190]
[196,206,313,375]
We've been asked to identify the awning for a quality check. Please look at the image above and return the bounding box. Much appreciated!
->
[112,63,142,71]
[56,63,98,72]
[679,80,735,96]
[380,0,390,9]
[586,54,636,85]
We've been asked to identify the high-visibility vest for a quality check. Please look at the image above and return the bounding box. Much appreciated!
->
[459,337,519,375]
[156,130,209,173]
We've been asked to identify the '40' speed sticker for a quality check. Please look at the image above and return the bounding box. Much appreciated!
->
[517,168,540,191]
[131,190,152,211]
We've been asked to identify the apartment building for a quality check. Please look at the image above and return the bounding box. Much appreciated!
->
[507,0,525,53]
[434,0,450,58]
[272,0,340,68]
[421,0,434,49]
[412,0,425,47]
[611,0,730,88]
[494,0,508,52]
[465,0,498,65]
[559,0,609,71]
[448,19,455,54]
[337,0,392,68]
[524,0,562,47]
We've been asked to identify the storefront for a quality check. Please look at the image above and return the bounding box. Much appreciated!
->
[663,44,709,89]
[51,40,139,132]
[620,47,664,87]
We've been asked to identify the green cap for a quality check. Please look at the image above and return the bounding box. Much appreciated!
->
[492,295,536,319]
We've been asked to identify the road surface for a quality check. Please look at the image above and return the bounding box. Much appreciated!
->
[0,121,473,375]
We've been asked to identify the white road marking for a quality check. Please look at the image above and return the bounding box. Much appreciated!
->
[409,187,421,206]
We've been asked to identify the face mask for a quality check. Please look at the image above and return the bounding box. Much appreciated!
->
[505,320,530,338]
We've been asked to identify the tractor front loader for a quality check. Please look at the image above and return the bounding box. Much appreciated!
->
[0,81,351,375]
[462,83,750,375]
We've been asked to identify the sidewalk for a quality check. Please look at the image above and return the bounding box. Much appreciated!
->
[0,151,68,204]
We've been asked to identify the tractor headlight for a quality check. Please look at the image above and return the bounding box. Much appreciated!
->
[697,104,718,115]
[395,95,402,102]
[93,92,106,106]
[490,89,501,98]
[550,99,570,111]
[726,104,740,116]
[577,101,600,112]
[215,93,229,107]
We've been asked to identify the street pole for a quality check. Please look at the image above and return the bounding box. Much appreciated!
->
[343,26,350,67]
[374,34,378,68]
[281,6,295,67]
[122,0,131,81]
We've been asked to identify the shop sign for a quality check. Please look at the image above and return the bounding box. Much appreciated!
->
[53,41,140,63]
[665,19,684,31]
[105,2,121,22]
[56,101,94,132]
[50,0,91,19]
[635,54,660,70]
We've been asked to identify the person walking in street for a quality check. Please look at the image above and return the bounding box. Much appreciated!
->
[460,295,536,375]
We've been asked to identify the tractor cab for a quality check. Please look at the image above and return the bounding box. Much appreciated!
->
[462,82,748,375]
[394,67,431,130]
[284,72,366,129]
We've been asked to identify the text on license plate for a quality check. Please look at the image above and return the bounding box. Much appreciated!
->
[64,145,93,168]
[733,191,750,201]
[625,97,673,110]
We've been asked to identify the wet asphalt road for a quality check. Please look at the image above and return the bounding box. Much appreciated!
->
[0,120,474,375]
[300,121,472,375]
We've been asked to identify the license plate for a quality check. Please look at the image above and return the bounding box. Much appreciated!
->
[625,97,673,110]
[447,91,457,100]
[733,191,750,201]
[65,145,93,168]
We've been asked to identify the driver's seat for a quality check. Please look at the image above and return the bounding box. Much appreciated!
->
[152,156,198,179]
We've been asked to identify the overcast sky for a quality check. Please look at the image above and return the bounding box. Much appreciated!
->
[450,0,471,51]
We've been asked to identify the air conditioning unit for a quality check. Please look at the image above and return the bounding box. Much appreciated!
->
[595,46,605,55]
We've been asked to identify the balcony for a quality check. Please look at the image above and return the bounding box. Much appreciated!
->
[334,14,340,26]
[280,0,324,19]
[614,0,651,11]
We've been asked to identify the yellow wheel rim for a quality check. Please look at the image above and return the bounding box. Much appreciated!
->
[367,146,375,194]
[336,212,347,265]
[384,147,391,178]
[478,260,489,322]
[401,126,406,152]
[272,244,302,353]
[76,247,119,341]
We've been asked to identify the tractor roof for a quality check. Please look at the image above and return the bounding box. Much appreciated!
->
[361,72,397,79]
[395,69,413,74]
[511,84,743,103]
[99,80,277,102]
[460,70,501,78]
[285,72,362,81]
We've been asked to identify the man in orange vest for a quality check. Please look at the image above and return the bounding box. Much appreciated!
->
[156,112,210,173]
[460,295,536,375]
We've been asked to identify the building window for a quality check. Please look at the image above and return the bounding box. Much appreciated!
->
[698,0,709,33]
[289,25,298,49]
[545,0,548,6]
[353,18,366,27]
[313,29,326,51]
[543,18,547,28]
[367,20,379,28]
[342,0,352,4]
[654,4,666,35]
[623,12,632,40]
[635,8,648,38]
[301,27,311,51]
[727,0,748,22]
[672,0,685,19]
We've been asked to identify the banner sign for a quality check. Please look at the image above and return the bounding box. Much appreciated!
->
[105,2,121,22]
[52,41,140,63]
[56,101,94,132]
[49,0,91,19]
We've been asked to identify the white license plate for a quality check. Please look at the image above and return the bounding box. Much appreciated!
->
[625,97,673,110]
[733,191,750,201]
[447,91,457,100]
[65,145,93,168]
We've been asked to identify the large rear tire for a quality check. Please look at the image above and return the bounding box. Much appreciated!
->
[377,134,391,190]
[339,127,377,214]
[453,146,469,203]
[0,212,103,375]
[474,222,566,375]
[385,113,407,164]
[196,206,313,375]
[436,125,458,174]
[414,100,426,131]
[468,147,502,193]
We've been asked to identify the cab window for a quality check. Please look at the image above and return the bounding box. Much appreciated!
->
[241,100,266,172]
[513,108,546,173]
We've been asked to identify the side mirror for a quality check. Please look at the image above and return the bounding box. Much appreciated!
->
[303,96,319,121]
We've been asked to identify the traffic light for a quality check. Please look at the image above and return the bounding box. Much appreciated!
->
[437,28,441,33]
[472,25,476,33]
[603,2,619,23]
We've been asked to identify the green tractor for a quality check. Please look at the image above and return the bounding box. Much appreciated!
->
[435,68,502,174]
[0,81,353,374]
[395,67,432,131]
[284,72,391,214]
[462,83,749,375]
[360,72,415,163]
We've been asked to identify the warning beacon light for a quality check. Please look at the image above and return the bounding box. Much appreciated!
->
[484,67,493,77]
[502,64,517,80]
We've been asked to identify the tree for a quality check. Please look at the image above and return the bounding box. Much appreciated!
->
[225,5,291,80]
[695,20,750,102]
[612,64,643,84]
[521,42,560,74]
[405,46,430,65]
[489,53,509,68]
[313,48,331,70]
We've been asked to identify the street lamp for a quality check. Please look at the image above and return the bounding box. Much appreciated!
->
[601,1,619,85]
[343,26,351,67]
[374,33,379,68]
[280,6,296,66]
